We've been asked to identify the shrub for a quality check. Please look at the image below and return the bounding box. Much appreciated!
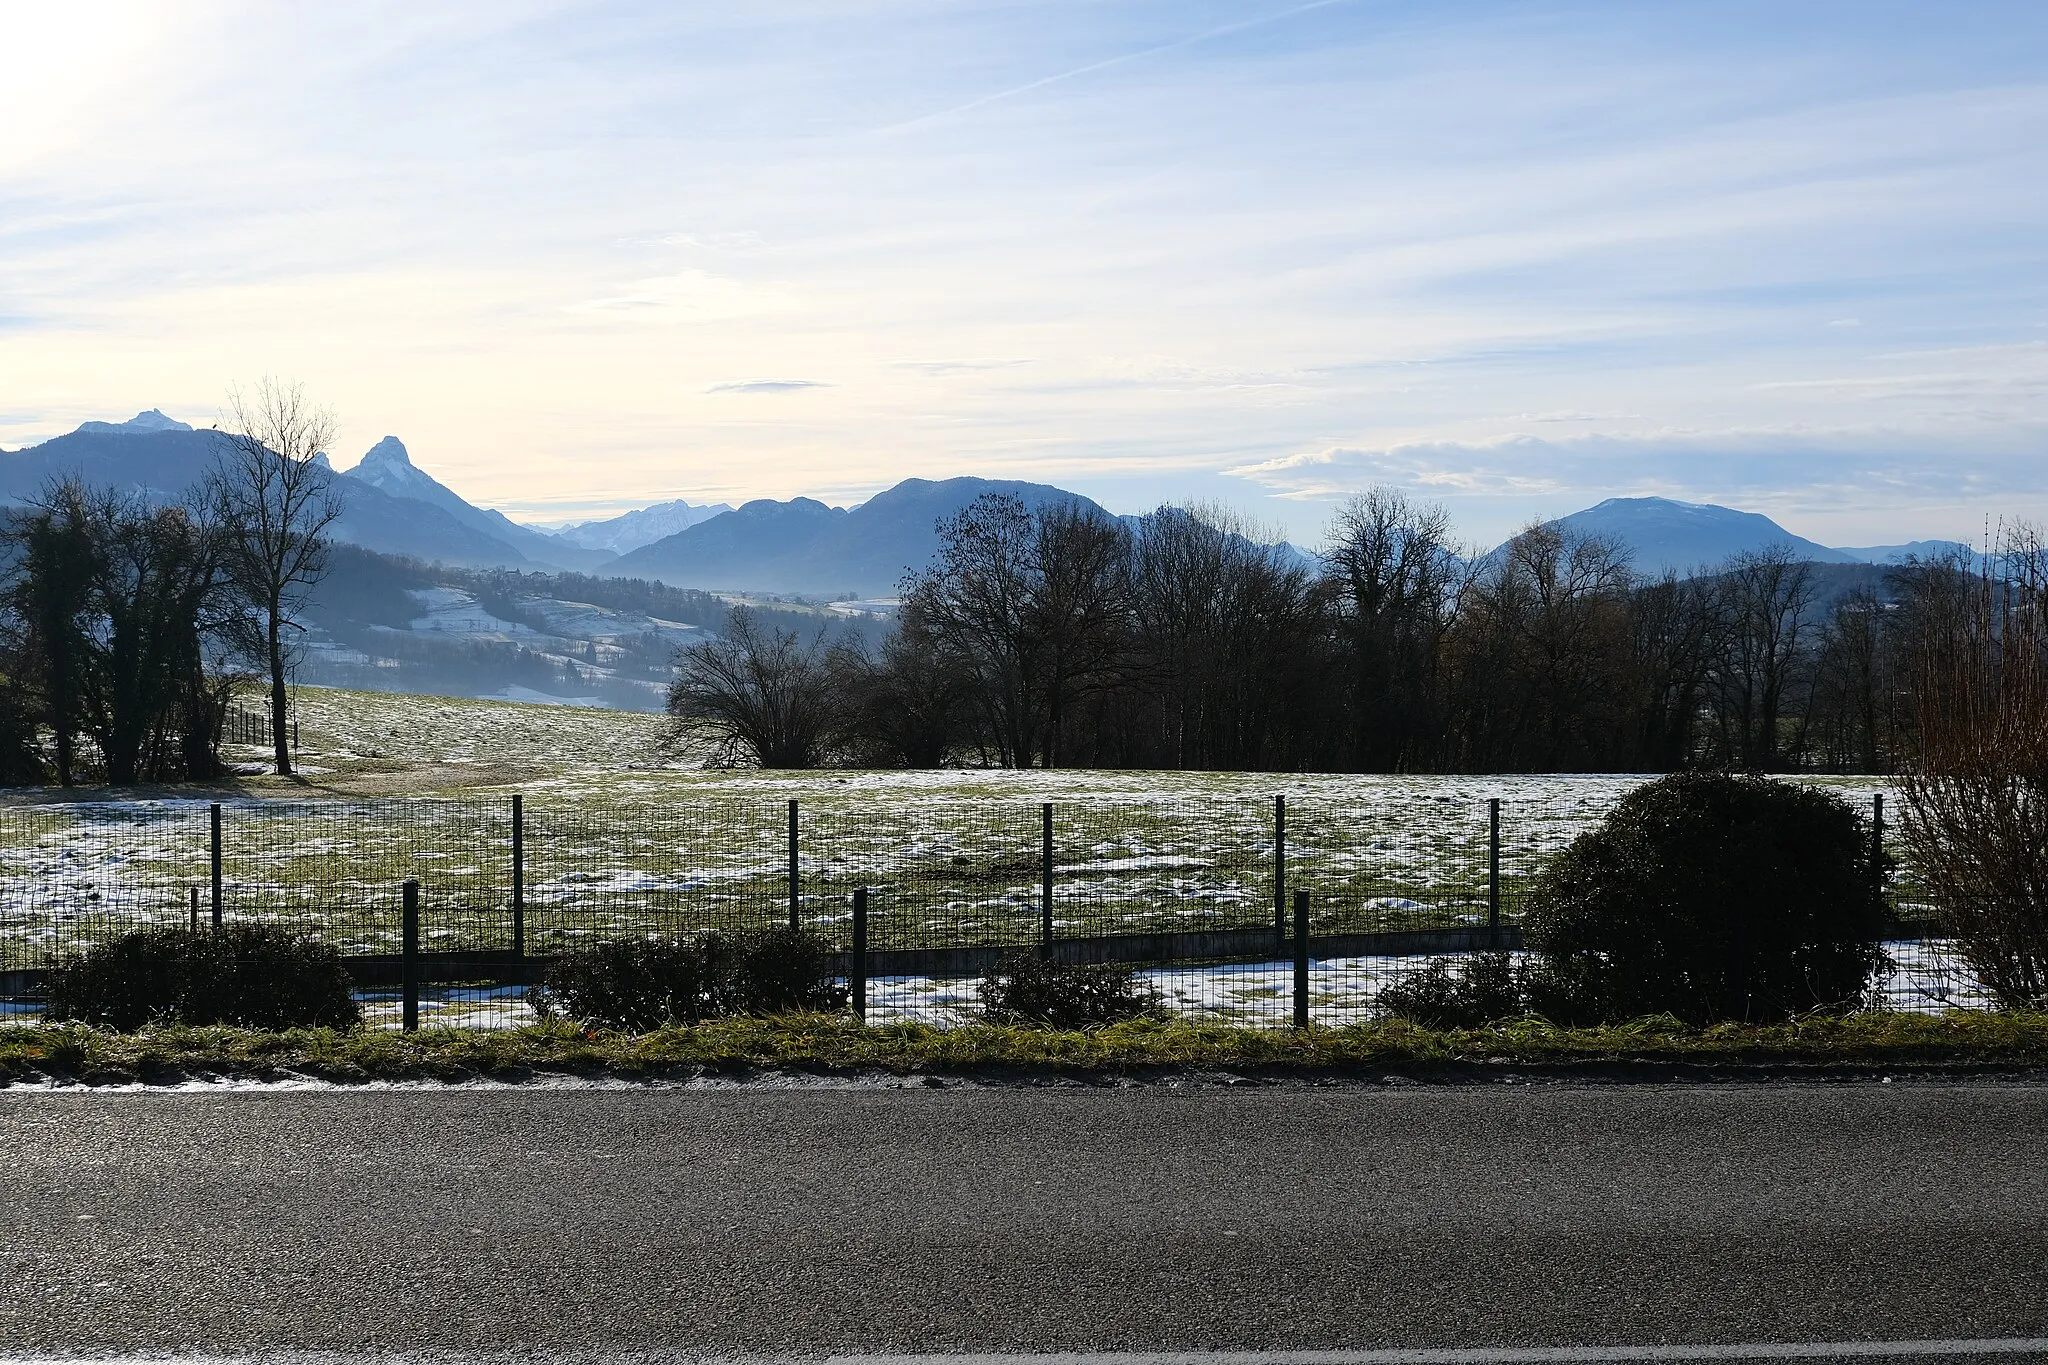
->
[530,937,718,1032]
[532,927,847,1031]
[979,951,1163,1028]
[44,925,360,1031]
[1521,771,1887,1024]
[1895,531,2048,1007]
[722,926,849,1015]
[1377,952,1522,1028]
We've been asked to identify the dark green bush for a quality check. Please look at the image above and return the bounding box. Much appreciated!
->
[44,925,360,1031]
[532,927,847,1031]
[1521,771,1888,1024]
[722,926,849,1015]
[530,937,717,1032]
[1377,952,1522,1028]
[979,951,1163,1028]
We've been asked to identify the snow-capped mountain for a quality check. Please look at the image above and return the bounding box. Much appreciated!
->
[74,409,194,436]
[554,498,735,555]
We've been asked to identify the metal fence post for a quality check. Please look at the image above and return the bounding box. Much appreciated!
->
[209,802,223,932]
[1041,801,1054,954]
[188,886,198,933]
[788,798,800,931]
[1487,797,1502,948]
[511,793,525,957]
[851,887,868,1024]
[1292,888,1311,1029]
[402,878,421,1032]
[1273,794,1286,945]
[1872,792,1886,914]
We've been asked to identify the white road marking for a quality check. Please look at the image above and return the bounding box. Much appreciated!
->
[824,1345,2048,1364]
[11,1346,2048,1365]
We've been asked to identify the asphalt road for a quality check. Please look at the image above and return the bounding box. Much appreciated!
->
[2,1081,2046,1362]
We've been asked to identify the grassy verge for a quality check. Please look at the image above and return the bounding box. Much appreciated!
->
[5,1011,2048,1085]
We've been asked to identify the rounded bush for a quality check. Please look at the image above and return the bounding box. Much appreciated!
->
[722,926,849,1016]
[1377,952,1521,1028]
[530,938,714,1032]
[1521,771,1887,1023]
[979,951,1162,1029]
[532,927,847,1031]
[44,925,361,1031]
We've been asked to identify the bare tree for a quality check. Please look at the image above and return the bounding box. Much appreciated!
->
[1445,524,1636,770]
[829,598,966,768]
[1707,547,1818,771]
[210,380,340,777]
[908,493,1132,768]
[1323,488,1461,770]
[6,481,101,785]
[907,494,1042,767]
[667,607,838,768]
[1130,504,1320,769]
[1626,570,1721,770]
[1897,529,2048,1007]
[1029,501,1132,767]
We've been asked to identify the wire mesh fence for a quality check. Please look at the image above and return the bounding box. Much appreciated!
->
[0,787,1987,1030]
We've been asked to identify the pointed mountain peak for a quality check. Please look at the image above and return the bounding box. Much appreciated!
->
[75,408,194,436]
[358,435,412,468]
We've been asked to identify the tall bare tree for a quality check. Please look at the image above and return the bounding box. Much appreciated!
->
[1707,547,1818,771]
[210,380,340,777]
[1324,489,1462,770]
[668,606,838,768]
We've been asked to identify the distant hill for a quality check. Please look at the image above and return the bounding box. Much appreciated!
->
[75,408,191,437]
[341,436,610,570]
[296,542,886,710]
[4,410,1983,597]
[1521,497,1860,577]
[0,414,548,569]
[1834,539,1975,565]
[555,498,734,555]
[609,476,1102,594]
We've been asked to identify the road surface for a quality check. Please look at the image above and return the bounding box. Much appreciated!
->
[2,1081,2045,1362]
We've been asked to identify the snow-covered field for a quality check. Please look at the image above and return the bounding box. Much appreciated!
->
[0,768,1909,970]
[0,687,1933,1020]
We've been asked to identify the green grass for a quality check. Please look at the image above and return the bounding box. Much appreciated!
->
[5,1011,2046,1086]
[0,684,1925,972]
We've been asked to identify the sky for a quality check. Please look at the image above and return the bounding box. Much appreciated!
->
[2,0,2045,548]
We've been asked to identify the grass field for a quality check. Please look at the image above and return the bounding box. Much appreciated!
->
[0,686,1908,973]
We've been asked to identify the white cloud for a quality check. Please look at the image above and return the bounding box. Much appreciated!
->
[705,379,829,394]
[0,2,2043,548]
[1227,424,2048,543]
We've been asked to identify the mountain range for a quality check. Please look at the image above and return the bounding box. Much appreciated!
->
[0,410,1975,597]
[553,499,734,555]
[606,477,1098,594]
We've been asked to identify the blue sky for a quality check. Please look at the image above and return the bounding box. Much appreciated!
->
[2,1,2044,546]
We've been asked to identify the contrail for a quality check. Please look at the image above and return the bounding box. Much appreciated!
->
[879,0,1359,133]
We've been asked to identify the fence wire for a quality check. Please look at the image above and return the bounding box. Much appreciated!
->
[0,788,1985,1030]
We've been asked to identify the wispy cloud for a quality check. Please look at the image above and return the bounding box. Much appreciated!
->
[705,379,829,394]
[894,359,1034,376]
[0,2,2042,545]
[1228,423,2048,539]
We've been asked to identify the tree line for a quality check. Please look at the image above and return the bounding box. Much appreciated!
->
[0,381,338,786]
[671,488,1974,774]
